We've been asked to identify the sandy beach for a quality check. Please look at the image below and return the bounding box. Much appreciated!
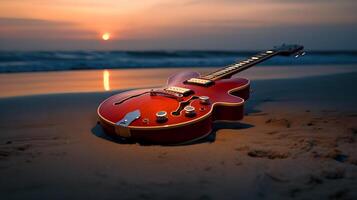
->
[0,68,357,199]
[2,0,357,198]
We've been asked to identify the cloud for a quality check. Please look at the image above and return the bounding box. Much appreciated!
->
[0,17,96,39]
[0,17,73,28]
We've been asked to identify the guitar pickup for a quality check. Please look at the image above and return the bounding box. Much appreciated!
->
[164,86,193,96]
[185,78,213,86]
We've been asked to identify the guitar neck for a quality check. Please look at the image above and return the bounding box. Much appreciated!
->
[201,49,279,81]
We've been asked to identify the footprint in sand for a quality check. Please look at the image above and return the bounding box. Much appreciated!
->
[351,128,357,134]
[265,131,279,135]
[336,130,356,144]
[158,152,168,159]
[234,145,250,151]
[16,144,32,151]
[0,150,10,160]
[306,174,324,186]
[328,189,350,200]
[325,149,349,163]
[348,159,357,166]
[307,122,315,126]
[322,168,345,179]
[265,118,291,128]
[0,144,32,161]
[247,149,290,159]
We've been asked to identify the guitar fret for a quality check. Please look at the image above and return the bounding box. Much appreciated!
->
[200,44,304,81]
[205,75,213,79]
[206,57,258,79]
[205,49,284,80]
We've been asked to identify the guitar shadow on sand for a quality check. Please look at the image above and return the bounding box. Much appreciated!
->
[91,120,254,146]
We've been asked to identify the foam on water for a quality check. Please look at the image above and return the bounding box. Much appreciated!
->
[0,51,357,73]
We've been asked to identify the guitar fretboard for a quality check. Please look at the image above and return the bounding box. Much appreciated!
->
[201,50,278,80]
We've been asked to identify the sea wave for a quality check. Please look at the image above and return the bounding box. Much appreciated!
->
[0,51,357,73]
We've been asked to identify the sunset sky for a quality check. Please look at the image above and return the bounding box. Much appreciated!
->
[1,0,357,50]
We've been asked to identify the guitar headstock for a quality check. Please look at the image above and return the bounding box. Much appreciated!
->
[274,44,305,57]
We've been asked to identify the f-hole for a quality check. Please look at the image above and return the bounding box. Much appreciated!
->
[114,92,149,105]
[172,96,199,116]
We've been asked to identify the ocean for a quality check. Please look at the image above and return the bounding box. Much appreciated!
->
[0,51,357,73]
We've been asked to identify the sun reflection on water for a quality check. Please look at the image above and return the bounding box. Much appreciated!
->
[103,70,110,91]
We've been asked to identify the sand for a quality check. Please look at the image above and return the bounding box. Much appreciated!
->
[0,69,357,199]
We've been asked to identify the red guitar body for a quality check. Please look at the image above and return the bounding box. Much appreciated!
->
[98,71,250,144]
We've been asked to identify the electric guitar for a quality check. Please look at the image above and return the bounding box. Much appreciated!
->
[97,44,304,144]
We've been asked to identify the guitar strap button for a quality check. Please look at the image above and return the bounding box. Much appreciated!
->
[142,118,150,124]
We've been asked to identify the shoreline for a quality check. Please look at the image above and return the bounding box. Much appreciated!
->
[1,65,357,98]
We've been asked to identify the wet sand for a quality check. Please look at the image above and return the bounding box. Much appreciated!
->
[1,65,356,98]
[0,69,357,199]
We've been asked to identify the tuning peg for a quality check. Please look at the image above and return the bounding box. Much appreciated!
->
[295,50,306,58]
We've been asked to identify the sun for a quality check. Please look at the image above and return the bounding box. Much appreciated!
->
[102,33,111,41]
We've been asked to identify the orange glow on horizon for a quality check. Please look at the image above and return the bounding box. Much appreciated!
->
[0,0,355,50]
[103,70,110,91]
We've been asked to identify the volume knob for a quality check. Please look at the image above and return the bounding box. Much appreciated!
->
[156,111,168,122]
[184,106,196,117]
[199,96,210,104]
